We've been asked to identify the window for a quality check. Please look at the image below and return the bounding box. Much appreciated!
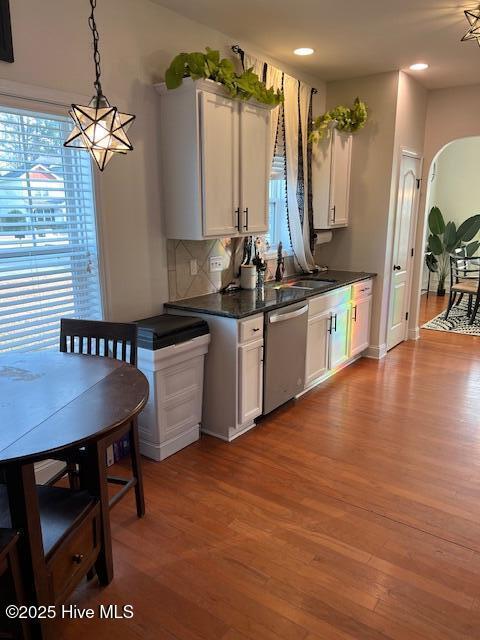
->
[0,106,102,352]
[265,109,292,256]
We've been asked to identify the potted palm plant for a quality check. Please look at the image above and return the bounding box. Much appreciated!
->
[426,206,480,295]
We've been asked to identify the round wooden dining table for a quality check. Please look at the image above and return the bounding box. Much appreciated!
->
[0,351,149,639]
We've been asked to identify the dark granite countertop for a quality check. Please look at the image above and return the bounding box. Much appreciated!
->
[165,270,376,320]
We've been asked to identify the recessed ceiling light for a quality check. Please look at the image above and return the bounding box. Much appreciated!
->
[409,63,429,71]
[294,47,314,56]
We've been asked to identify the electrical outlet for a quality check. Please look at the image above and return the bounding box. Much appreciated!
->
[190,259,198,276]
[209,256,223,272]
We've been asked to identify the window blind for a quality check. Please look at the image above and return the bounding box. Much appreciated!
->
[0,106,102,352]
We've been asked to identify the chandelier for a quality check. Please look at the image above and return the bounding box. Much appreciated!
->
[64,0,135,171]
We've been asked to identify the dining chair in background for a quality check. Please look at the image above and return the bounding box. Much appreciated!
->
[51,319,145,517]
[445,255,480,325]
[0,529,30,639]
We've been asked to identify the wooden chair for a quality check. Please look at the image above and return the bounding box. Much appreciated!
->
[53,319,145,518]
[445,256,480,324]
[0,529,30,639]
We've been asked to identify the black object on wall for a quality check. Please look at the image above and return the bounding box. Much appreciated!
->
[0,0,13,63]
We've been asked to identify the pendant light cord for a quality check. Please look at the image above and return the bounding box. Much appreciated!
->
[88,0,103,100]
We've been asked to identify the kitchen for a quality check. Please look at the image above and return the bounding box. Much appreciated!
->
[2,1,480,639]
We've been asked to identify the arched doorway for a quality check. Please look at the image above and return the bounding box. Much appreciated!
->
[410,135,480,333]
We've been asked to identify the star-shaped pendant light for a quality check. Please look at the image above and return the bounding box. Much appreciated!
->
[64,0,135,171]
[461,8,480,47]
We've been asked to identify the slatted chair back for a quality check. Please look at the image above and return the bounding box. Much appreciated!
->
[59,319,137,366]
[450,255,480,289]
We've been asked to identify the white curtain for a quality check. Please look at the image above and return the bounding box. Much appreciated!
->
[299,82,316,268]
[242,53,316,272]
[244,55,282,166]
[284,75,316,271]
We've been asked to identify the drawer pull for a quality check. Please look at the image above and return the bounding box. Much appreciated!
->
[252,327,260,332]
[72,553,84,565]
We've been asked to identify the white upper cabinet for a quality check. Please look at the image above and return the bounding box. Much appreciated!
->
[156,78,272,240]
[239,102,270,234]
[312,130,352,230]
[200,91,240,237]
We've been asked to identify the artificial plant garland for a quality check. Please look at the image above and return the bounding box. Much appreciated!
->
[165,47,283,106]
[310,97,368,143]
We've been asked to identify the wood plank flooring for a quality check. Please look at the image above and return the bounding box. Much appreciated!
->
[54,294,480,639]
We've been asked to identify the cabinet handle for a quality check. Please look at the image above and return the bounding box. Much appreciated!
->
[330,205,336,224]
[328,316,333,334]
[235,208,240,231]
[334,313,337,332]
[72,553,84,564]
[252,327,260,332]
[243,207,249,231]
[393,264,401,271]
[353,305,357,321]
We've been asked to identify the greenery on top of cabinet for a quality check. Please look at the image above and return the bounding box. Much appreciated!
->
[165,47,284,106]
[310,98,368,143]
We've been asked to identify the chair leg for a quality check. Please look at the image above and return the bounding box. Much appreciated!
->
[468,295,473,317]
[455,293,464,306]
[469,295,480,325]
[129,419,145,518]
[445,291,456,320]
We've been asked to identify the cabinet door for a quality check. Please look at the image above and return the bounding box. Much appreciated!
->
[329,131,352,228]
[200,91,240,237]
[239,103,270,234]
[305,312,330,387]
[350,296,372,357]
[329,304,351,369]
[238,339,264,426]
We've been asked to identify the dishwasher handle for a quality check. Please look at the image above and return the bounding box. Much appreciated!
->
[269,305,308,324]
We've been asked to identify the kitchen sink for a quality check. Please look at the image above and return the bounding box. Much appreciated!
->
[274,279,335,291]
[292,279,335,289]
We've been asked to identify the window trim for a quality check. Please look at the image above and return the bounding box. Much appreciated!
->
[0,79,110,319]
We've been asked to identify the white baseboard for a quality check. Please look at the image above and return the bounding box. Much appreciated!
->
[140,425,200,461]
[201,420,257,443]
[34,459,66,485]
[364,343,387,360]
[408,327,420,340]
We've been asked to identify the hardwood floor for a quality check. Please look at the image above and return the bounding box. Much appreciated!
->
[55,294,480,639]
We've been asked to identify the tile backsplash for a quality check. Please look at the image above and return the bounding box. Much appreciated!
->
[167,238,299,301]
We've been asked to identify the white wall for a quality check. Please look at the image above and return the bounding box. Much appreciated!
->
[1,0,325,321]
[389,72,427,341]
[411,84,480,328]
[316,71,426,353]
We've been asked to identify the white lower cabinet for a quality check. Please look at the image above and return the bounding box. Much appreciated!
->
[166,279,373,442]
[305,311,330,386]
[329,303,351,369]
[238,338,264,425]
[304,279,372,390]
[350,295,372,357]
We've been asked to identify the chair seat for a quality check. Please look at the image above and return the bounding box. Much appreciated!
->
[452,280,478,294]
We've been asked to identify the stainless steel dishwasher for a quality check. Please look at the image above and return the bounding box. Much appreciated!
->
[263,301,309,415]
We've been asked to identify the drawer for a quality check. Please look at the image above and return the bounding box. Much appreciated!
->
[239,314,264,343]
[352,279,373,300]
[47,502,100,603]
[308,286,352,318]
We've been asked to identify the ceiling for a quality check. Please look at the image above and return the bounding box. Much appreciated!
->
[151,0,480,89]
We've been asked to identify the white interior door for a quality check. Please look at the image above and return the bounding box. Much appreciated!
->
[387,154,421,351]
[239,103,270,234]
[200,91,239,237]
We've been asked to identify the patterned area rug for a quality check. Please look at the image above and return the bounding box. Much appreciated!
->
[422,298,480,335]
